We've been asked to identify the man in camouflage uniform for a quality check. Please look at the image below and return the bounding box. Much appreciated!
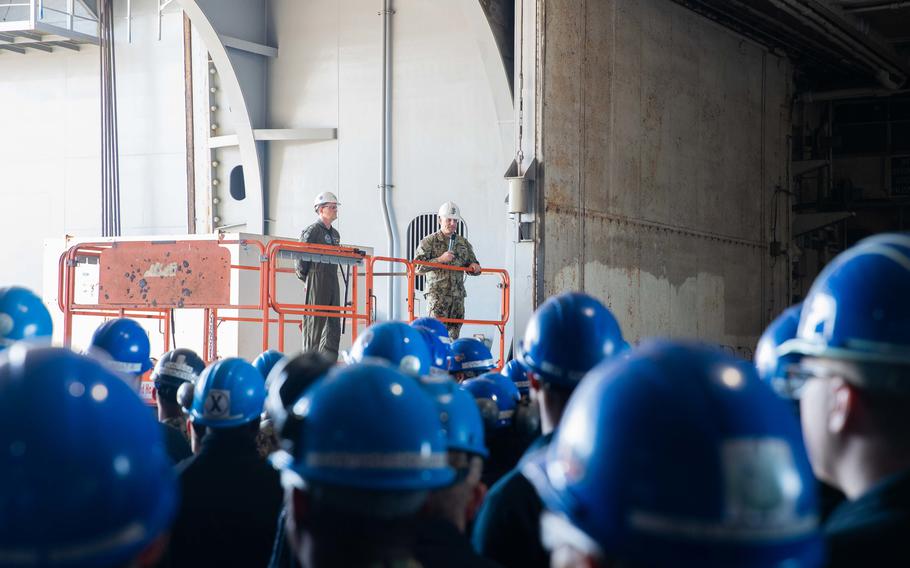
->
[414,201,481,340]
[296,191,342,362]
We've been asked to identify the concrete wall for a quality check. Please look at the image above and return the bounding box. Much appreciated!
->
[0,0,188,291]
[537,0,792,352]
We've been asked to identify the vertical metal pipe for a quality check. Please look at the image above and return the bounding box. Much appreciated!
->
[99,0,121,236]
[110,14,121,236]
[183,13,196,233]
[100,0,108,236]
[379,0,397,320]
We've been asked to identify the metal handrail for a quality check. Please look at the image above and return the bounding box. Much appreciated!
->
[265,239,370,352]
[58,238,511,366]
[410,259,511,369]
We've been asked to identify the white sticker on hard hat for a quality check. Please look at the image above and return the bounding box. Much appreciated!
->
[0,313,13,336]
[462,359,495,370]
[204,388,231,419]
[400,355,421,375]
[628,437,817,541]
[721,438,802,524]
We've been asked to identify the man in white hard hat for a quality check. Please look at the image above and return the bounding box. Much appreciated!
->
[414,201,481,340]
[295,192,342,361]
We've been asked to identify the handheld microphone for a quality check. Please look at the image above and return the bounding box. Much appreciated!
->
[448,233,456,253]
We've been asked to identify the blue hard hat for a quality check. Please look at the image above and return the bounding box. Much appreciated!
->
[450,337,495,374]
[518,292,625,389]
[780,233,910,375]
[253,349,285,380]
[0,346,178,567]
[501,359,530,396]
[524,340,824,568]
[413,326,453,374]
[418,375,488,458]
[462,375,517,430]
[88,318,152,377]
[349,321,432,376]
[191,358,266,428]
[152,348,205,391]
[411,317,452,345]
[0,286,53,351]
[480,371,521,406]
[755,304,802,399]
[275,363,454,490]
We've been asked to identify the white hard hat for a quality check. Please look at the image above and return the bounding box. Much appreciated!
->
[314,191,340,212]
[438,201,461,220]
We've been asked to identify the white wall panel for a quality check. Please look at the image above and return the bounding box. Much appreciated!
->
[0,0,187,290]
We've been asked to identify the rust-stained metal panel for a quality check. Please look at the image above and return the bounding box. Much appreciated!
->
[539,0,792,350]
[98,241,231,308]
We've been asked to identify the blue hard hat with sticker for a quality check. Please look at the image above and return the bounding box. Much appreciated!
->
[191,357,266,428]
[0,286,52,351]
[152,348,205,391]
[518,292,625,389]
[418,375,488,458]
[275,363,454,490]
[0,346,178,567]
[779,233,910,387]
[253,349,285,380]
[349,321,432,376]
[450,337,495,374]
[524,339,824,568]
[87,318,153,377]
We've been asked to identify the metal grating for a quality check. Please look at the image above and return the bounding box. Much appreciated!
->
[406,213,467,292]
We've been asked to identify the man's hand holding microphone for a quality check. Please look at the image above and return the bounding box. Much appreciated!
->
[435,232,480,274]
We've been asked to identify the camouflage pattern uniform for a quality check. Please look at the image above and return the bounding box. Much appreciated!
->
[161,415,190,444]
[295,221,341,361]
[414,231,479,340]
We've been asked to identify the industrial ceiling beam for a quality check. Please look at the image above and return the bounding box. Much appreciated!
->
[672,0,909,88]
[13,31,42,41]
[51,40,81,51]
[25,42,53,52]
[836,1,910,12]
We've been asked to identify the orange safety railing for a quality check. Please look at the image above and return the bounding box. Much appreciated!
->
[59,237,271,362]
[365,256,416,325]
[58,238,511,366]
[202,237,269,361]
[265,239,371,352]
[410,260,511,370]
